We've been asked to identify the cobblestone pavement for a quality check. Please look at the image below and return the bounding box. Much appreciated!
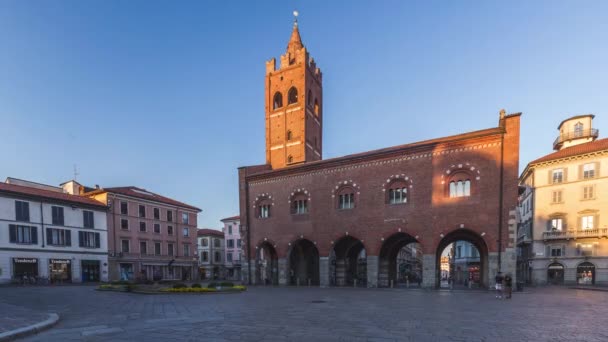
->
[0,302,49,334]
[1,285,607,341]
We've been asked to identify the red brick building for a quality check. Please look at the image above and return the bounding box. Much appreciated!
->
[238,20,521,288]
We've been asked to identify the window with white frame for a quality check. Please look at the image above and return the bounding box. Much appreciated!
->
[552,190,563,203]
[550,218,563,231]
[182,227,189,237]
[583,163,595,179]
[583,185,595,200]
[339,192,355,209]
[182,213,189,224]
[552,169,564,184]
[581,215,594,230]
[449,180,471,198]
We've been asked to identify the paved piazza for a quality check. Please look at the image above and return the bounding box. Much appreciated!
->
[1,286,607,342]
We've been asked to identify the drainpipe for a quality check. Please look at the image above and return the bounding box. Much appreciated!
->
[40,201,45,248]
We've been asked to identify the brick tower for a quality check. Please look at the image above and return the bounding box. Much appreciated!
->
[265,15,323,169]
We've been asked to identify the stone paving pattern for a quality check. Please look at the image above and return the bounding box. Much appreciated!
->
[0,302,48,334]
[1,285,607,341]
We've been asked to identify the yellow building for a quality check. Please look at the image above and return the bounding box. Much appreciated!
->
[519,115,607,285]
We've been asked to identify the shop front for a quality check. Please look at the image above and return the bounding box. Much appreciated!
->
[12,258,38,279]
[547,263,564,285]
[49,259,72,283]
[81,260,100,282]
[577,262,595,285]
[119,263,134,281]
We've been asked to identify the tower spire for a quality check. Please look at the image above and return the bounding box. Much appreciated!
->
[287,10,303,51]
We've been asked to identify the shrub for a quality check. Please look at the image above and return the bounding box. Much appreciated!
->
[161,287,217,293]
[125,284,136,292]
[232,285,246,291]
[173,283,187,289]
[191,283,202,288]
[220,282,234,287]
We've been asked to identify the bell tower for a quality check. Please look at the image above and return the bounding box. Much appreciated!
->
[265,12,323,169]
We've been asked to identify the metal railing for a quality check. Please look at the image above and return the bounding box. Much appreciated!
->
[542,228,608,240]
[553,128,599,149]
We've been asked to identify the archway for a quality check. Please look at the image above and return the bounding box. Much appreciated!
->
[379,233,422,288]
[256,242,278,285]
[576,262,595,285]
[330,236,366,287]
[435,229,488,289]
[547,263,564,285]
[288,239,319,286]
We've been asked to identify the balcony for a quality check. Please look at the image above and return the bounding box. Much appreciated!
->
[542,228,608,240]
[517,234,532,244]
[553,128,599,150]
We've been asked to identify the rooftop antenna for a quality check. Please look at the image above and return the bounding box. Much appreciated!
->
[73,164,79,181]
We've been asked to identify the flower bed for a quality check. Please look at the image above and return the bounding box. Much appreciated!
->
[96,283,246,294]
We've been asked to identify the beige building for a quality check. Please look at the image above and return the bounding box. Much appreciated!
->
[519,115,607,285]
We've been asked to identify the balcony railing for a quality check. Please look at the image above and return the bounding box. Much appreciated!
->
[553,128,599,149]
[542,228,608,240]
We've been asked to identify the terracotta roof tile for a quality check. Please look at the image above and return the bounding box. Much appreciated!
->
[529,138,608,164]
[0,183,108,209]
[220,215,240,222]
[197,228,224,237]
[87,186,201,211]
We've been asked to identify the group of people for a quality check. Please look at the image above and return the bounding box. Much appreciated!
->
[494,272,513,299]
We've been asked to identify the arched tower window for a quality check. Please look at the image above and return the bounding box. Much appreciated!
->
[288,87,298,105]
[273,92,283,110]
[314,99,319,116]
[286,130,292,141]
[307,90,312,106]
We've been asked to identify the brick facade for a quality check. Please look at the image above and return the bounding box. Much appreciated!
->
[238,22,521,288]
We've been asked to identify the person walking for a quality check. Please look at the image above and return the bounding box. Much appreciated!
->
[495,272,504,299]
[504,274,513,299]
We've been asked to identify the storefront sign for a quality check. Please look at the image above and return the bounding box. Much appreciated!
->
[14,258,38,264]
[50,259,71,265]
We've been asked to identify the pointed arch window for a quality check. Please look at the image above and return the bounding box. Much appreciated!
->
[288,87,298,105]
[273,92,283,110]
[314,99,319,116]
[307,90,312,106]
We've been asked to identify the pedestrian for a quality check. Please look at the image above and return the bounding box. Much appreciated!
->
[448,275,453,290]
[495,272,504,299]
[504,274,513,299]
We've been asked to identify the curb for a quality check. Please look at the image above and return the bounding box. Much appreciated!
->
[570,286,608,292]
[0,313,60,342]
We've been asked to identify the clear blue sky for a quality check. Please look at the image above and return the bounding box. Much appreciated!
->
[1,1,607,229]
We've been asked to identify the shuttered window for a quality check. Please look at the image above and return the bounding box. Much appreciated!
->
[79,231,100,248]
[9,225,37,244]
[46,228,71,246]
[15,201,30,222]
[52,206,64,225]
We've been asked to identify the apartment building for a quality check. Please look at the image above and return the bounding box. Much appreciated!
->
[64,182,201,282]
[221,216,242,281]
[519,115,608,285]
[0,178,109,284]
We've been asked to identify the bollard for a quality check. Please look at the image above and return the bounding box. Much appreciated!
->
[406,279,410,288]
[354,279,357,288]
[390,279,394,288]
[297,277,300,287]
[308,278,311,287]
